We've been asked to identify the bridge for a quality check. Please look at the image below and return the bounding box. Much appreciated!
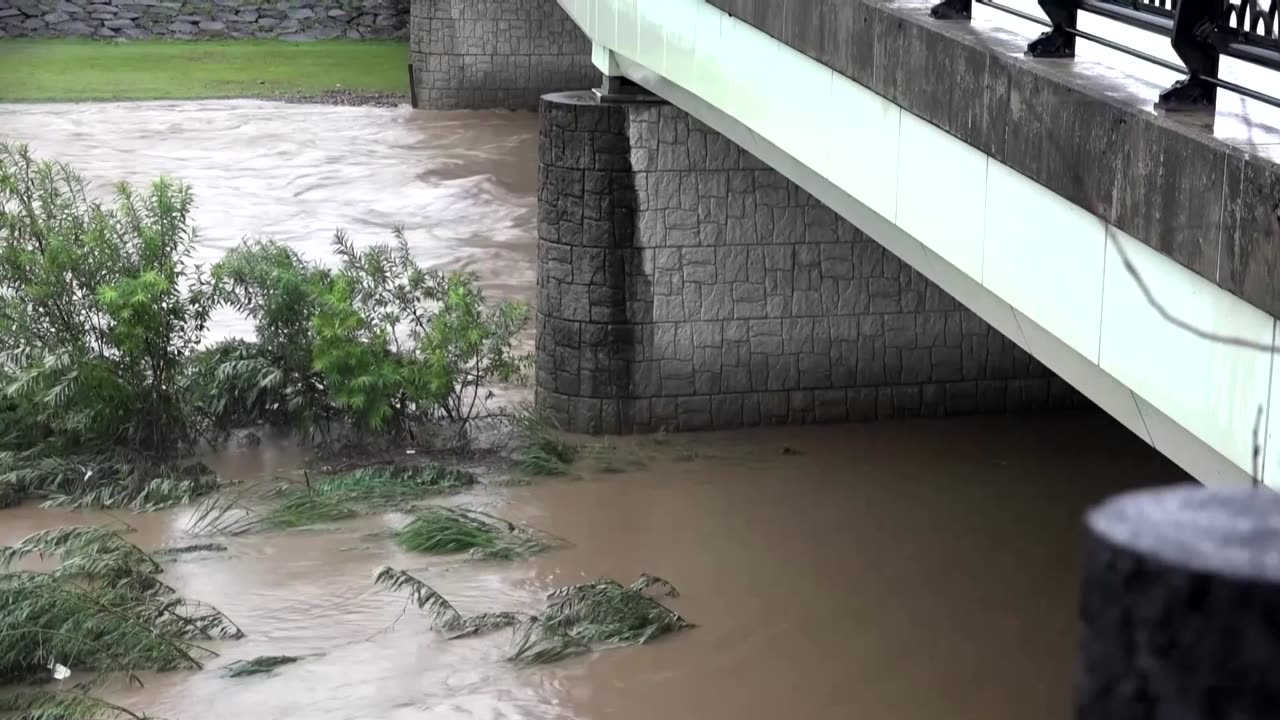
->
[409,0,1280,489]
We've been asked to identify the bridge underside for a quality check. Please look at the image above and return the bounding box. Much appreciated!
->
[525,0,1280,489]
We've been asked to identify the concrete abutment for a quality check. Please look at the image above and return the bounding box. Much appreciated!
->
[535,91,1086,434]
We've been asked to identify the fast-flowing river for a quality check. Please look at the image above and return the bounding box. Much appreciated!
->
[0,99,1182,720]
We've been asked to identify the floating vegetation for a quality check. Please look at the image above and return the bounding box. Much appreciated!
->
[222,655,302,678]
[0,452,219,512]
[373,568,690,665]
[0,691,151,720]
[154,543,229,557]
[0,526,165,592]
[372,566,467,631]
[509,575,690,665]
[184,487,264,537]
[0,481,16,509]
[0,526,241,686]
[260,493,358,530]
[445,611,525,640]
[186,462,477,535]
[511,411,577,476]
[394,507,554,560]
[579,442,648,474]
[311,464,475,508]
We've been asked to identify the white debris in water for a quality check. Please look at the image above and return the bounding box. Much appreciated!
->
[47,658,71,680]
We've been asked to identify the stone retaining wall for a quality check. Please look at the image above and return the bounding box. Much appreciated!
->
[0,0,407,39]
[536,92,1086,434]
[409,0,594,110]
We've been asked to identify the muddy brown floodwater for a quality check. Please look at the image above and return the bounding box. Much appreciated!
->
[0,100,1186,719]
[0,416,1180,720]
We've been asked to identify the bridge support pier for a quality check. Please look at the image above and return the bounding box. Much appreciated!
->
[535,92,1086,433]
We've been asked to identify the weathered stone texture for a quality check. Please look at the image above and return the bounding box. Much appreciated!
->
[409,0,595,110]
[0,0,407,39]
[536,93,1085,433]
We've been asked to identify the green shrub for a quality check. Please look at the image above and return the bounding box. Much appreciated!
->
[0,142,213,455]
[203,232,530,442]
[311,232,530,436]
[0,143,530,508]
[206,239,332,433]
[0,143,219,507]
[185,339,297,434]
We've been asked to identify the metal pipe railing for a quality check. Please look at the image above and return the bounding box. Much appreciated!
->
[930,0,1280,110]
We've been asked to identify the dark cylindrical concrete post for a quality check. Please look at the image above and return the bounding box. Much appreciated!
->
[1077,484,1280,718]
[535,91,635,434]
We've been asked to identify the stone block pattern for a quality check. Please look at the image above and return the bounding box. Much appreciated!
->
[409,0,594,110]
[0,0,406,39]
[536,93,1087,434]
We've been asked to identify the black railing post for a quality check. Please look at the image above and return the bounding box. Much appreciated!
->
[1027,0,1079,57]
[1077,484,1280,718]
[930,0,973,21]
[1156,0,1224,110]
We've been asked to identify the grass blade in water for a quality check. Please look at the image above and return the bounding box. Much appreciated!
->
[372,566,464,631]
[511,410,577,476]
[223,654,302,678]
[0,690,149,720]
[393,507,552,559]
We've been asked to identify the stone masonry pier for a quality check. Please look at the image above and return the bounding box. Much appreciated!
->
[409,0,594,110]
[535,92,1085,433]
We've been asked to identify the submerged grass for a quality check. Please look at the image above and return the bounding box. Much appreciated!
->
[512,411,577,476]
[374,568,690,665]
[260,493,358,530]
[222,655,302,678]
[0,452,219,511]
[186,462,477,535]
[0,527,241,688]
[578,442,648,474]
[394,507,553,560]
[510,575,690,665]
[313,465,475,507]
[0,691,151,720]
[154,543,228,557]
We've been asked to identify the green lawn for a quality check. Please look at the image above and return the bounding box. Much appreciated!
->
[0,39,409,102]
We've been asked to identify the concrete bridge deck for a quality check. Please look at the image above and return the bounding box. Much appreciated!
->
[708,0,1280,320]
